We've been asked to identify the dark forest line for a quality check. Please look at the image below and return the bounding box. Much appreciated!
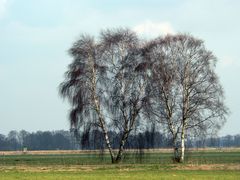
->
[0,129,239,151]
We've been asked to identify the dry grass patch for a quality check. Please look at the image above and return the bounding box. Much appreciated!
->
[0,165,98,172]
[174,164,240,171]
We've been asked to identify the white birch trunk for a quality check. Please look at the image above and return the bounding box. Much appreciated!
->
[115,131,129,163]
[91,63,115,163]
[180,129,185,163]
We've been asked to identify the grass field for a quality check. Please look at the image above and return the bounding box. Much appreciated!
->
[0,148,240,179]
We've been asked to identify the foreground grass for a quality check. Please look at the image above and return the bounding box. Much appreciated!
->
[0,164,240,180]
[0,149,239,179]
[0,150,240,165]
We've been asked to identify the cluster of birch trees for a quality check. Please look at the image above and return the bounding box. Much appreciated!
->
[60,28,228,163]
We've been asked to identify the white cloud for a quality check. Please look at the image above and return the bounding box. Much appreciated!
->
[219,56,238,68]
[133,21,175,38]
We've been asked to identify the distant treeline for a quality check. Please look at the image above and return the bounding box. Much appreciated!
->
[0,130,76,151]
[0,130,240,151]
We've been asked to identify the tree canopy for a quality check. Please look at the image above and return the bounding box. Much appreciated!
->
[60,29,228,163]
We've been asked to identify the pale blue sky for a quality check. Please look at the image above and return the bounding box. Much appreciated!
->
[0,0,239,135]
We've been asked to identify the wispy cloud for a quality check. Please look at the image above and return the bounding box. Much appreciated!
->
[133,21,175,38]
[0,0,8,19]
[219,56,238,68]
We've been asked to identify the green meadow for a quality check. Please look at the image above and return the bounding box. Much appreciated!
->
[0,149,240,179]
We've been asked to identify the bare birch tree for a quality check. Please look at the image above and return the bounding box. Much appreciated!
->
[143,34,228,162]
[59,30,228,164]
[100,29,149,162]
[60,29,149,163]
[59,35,116,162]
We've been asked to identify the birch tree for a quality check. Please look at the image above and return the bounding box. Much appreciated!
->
[143,34,228,162]
[60,29,149,163]
[59,35,116,162]
[100,29,149,162]
[59,30,228,163]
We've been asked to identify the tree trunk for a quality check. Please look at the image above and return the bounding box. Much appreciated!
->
[180,129,185,163]
[91,62,116,163]
[94,98,115,163]
[115,131,129,163]
[97,111,115,163]
[114,110,138,163]
[101,124,115,163]
[172,137,180,162]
